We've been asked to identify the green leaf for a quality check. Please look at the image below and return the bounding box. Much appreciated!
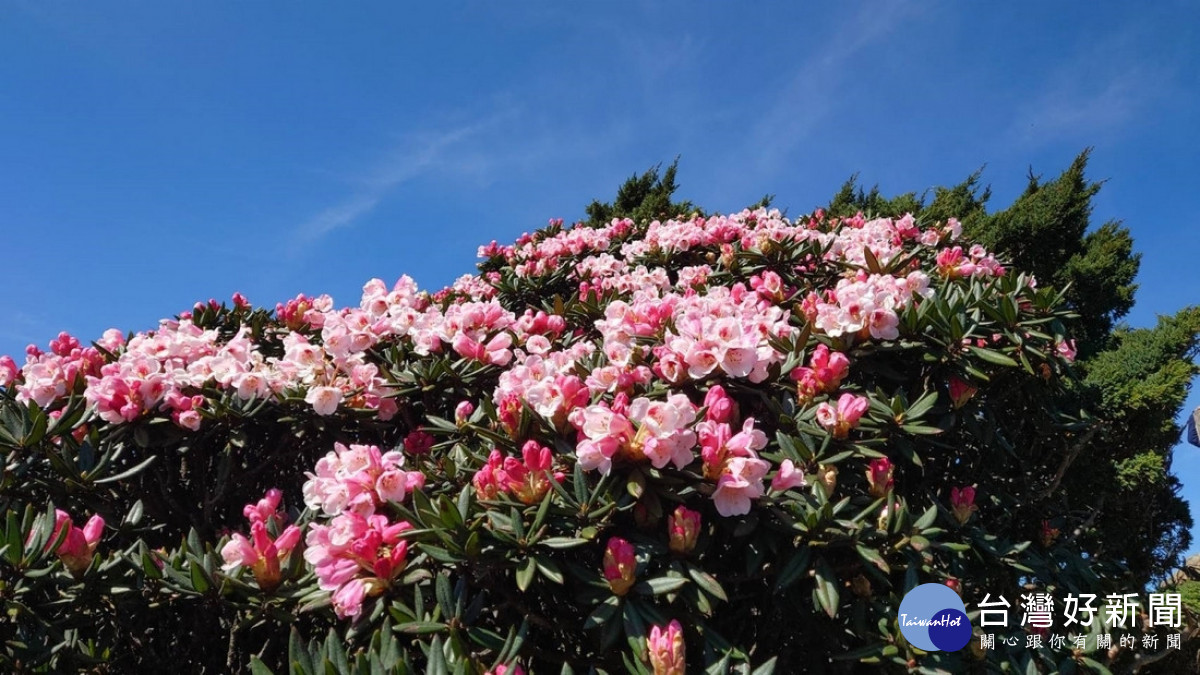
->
[904,390,939,421]
[913,506,938,531]
[94,454,158,484]
[812,557,839,618]
[775,546,811,591]
[967,345,1019,367]
[539,537,588,549]
[516,557,537,591]
[249,656,275,675]
[686,566,728,602]
[855,544,889,573]
[638,576,689,595]
[535,556,564,584]
[583,596,621,630]
[626,470,646,499]
[436,572,453,618]
[189,557,212,594]
[394,622,447,635]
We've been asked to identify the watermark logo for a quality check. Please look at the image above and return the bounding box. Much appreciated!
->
[898,583,972,652]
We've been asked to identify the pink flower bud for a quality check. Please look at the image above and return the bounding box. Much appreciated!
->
[703,385,735,424]
[816,393,869,439]
[243,488,284,525]
[1040,520,1060,548]
[950,486,978,525]
[817,464,838,496]
[40,510,105,577]
[455,400,475,426]
[667,506,701,556]
[866,458,894,498]
[603,537,636,596]
[647,620,686,675]
[877,500,902,530]
[948,376,977,409]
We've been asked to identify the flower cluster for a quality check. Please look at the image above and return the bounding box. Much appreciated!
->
[303,512,413,619]
[301,443,425,618]
[473,441,565,504]
[220,489,302,591]
[302,443,426,517]
[1,200,1085,673]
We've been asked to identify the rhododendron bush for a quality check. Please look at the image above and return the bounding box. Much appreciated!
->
[0,188,1182,673]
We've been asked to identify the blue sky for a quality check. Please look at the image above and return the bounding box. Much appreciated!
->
[2,2,1199,552]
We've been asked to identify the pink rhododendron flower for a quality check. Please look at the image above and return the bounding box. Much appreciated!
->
[749,270,786,302]
[0,354,18,387]
[243,488,284,525]
[509,441,563,504]
[222,489,302,591]
[1041,519,1060,548]
[572,403,635,474]
[771,459,807,492]
[475,441,566,504]
[698,416,767,481]
[627,394,698,470]
[305,385,343,416]
[603,537,637,596]
[403,429,435,455]
[647,620,686,675]
[791,343,850,403]
[331,577,370,619]
[221,520,302,592]
[877,500,903,530]
[712,455,770,517]
[472,449,507,501]
[1056,339,1077,363]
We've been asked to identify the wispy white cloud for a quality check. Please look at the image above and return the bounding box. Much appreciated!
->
[1008,65,1165,148]
[744,2,923,176]
[293,194,381,243]
[287,97,635,258]
[1006,25,1173,148]
[287,113,512,256]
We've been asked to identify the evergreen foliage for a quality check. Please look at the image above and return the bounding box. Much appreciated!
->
[818,151,1197,586]
[1,154,1196,674]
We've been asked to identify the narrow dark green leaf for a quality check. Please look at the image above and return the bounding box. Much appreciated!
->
[516,556,537,591]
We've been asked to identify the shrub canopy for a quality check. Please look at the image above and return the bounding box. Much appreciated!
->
[1,157,1197,674]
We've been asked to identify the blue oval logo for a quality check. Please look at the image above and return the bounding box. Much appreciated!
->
[897,583,972,652]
